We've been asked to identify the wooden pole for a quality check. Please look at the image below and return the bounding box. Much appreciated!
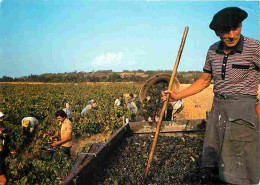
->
[142,27,189,184]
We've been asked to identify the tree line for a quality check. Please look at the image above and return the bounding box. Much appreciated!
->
[0,70,205,84]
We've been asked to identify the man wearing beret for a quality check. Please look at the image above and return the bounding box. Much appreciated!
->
[163,7,259,184]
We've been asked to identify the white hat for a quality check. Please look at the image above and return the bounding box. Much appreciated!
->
[0,112,4,118]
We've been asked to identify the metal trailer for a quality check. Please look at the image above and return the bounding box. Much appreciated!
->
[61,119,206,185]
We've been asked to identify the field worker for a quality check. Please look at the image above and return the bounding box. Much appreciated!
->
[63,102,73,122]
[127,93,138,114]
[21,116,39,136]
[49,110,72,158]
[127,93,138,121]
[0,112,15,185]
[162,7,259,184]
[0,112,7,185]
[114,95,126,125]
[63,102,72,117]
[114,95,122,107]
[81,99,97,116]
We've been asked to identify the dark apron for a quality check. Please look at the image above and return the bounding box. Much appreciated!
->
[202,94,259,184]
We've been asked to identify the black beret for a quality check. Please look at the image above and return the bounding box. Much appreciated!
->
[209,7,248,32]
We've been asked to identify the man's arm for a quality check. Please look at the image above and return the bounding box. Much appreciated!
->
[133,103,138,114]
[49,131,59,141]
[163,72,212,102]
[52,132,72,147]
[52,121,72,147]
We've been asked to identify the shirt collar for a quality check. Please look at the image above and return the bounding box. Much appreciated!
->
[216,34,244,55]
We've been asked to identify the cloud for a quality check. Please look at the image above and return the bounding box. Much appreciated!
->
[92,52,124,67]
[0,0,4,5]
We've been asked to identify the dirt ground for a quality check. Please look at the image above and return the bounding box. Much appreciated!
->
[178,84,260,120]
[178,84,214,120]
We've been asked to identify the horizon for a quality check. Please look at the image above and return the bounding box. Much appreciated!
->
[3,69,204,79]
[0,1,259,78]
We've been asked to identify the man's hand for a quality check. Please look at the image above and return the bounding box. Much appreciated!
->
[10,150,16,155]
[51,141,59,147]
[161,90,179,102]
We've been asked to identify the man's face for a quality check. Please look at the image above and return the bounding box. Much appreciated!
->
[216,24,242,48]
[57,116,66,122]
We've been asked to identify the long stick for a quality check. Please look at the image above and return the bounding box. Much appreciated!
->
[142,27,189,184]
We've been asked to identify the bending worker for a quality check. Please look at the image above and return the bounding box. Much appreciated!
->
[163,7,259,184]
[21,116,39,135]
[81,99,97,116]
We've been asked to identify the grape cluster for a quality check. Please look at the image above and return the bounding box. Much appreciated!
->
[90,135,212,185]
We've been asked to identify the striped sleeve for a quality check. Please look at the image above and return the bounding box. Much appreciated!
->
[203,50,212,73]
[253,42,260,69]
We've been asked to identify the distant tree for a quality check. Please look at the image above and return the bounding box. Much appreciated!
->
[0,76,13,82]
[126,75,144,82]
[86,75,100,82]
[99,76,107,82]
[2,70,207,84]
[27,74,38,82]
[107,73,122,82]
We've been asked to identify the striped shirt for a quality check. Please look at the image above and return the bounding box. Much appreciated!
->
[203,35,260,96]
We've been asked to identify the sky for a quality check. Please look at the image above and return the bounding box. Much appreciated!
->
[0,0,259,78]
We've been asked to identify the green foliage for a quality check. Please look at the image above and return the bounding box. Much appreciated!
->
[0,83,141,184]
[107,73,123,82]
[7,151,73,185]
